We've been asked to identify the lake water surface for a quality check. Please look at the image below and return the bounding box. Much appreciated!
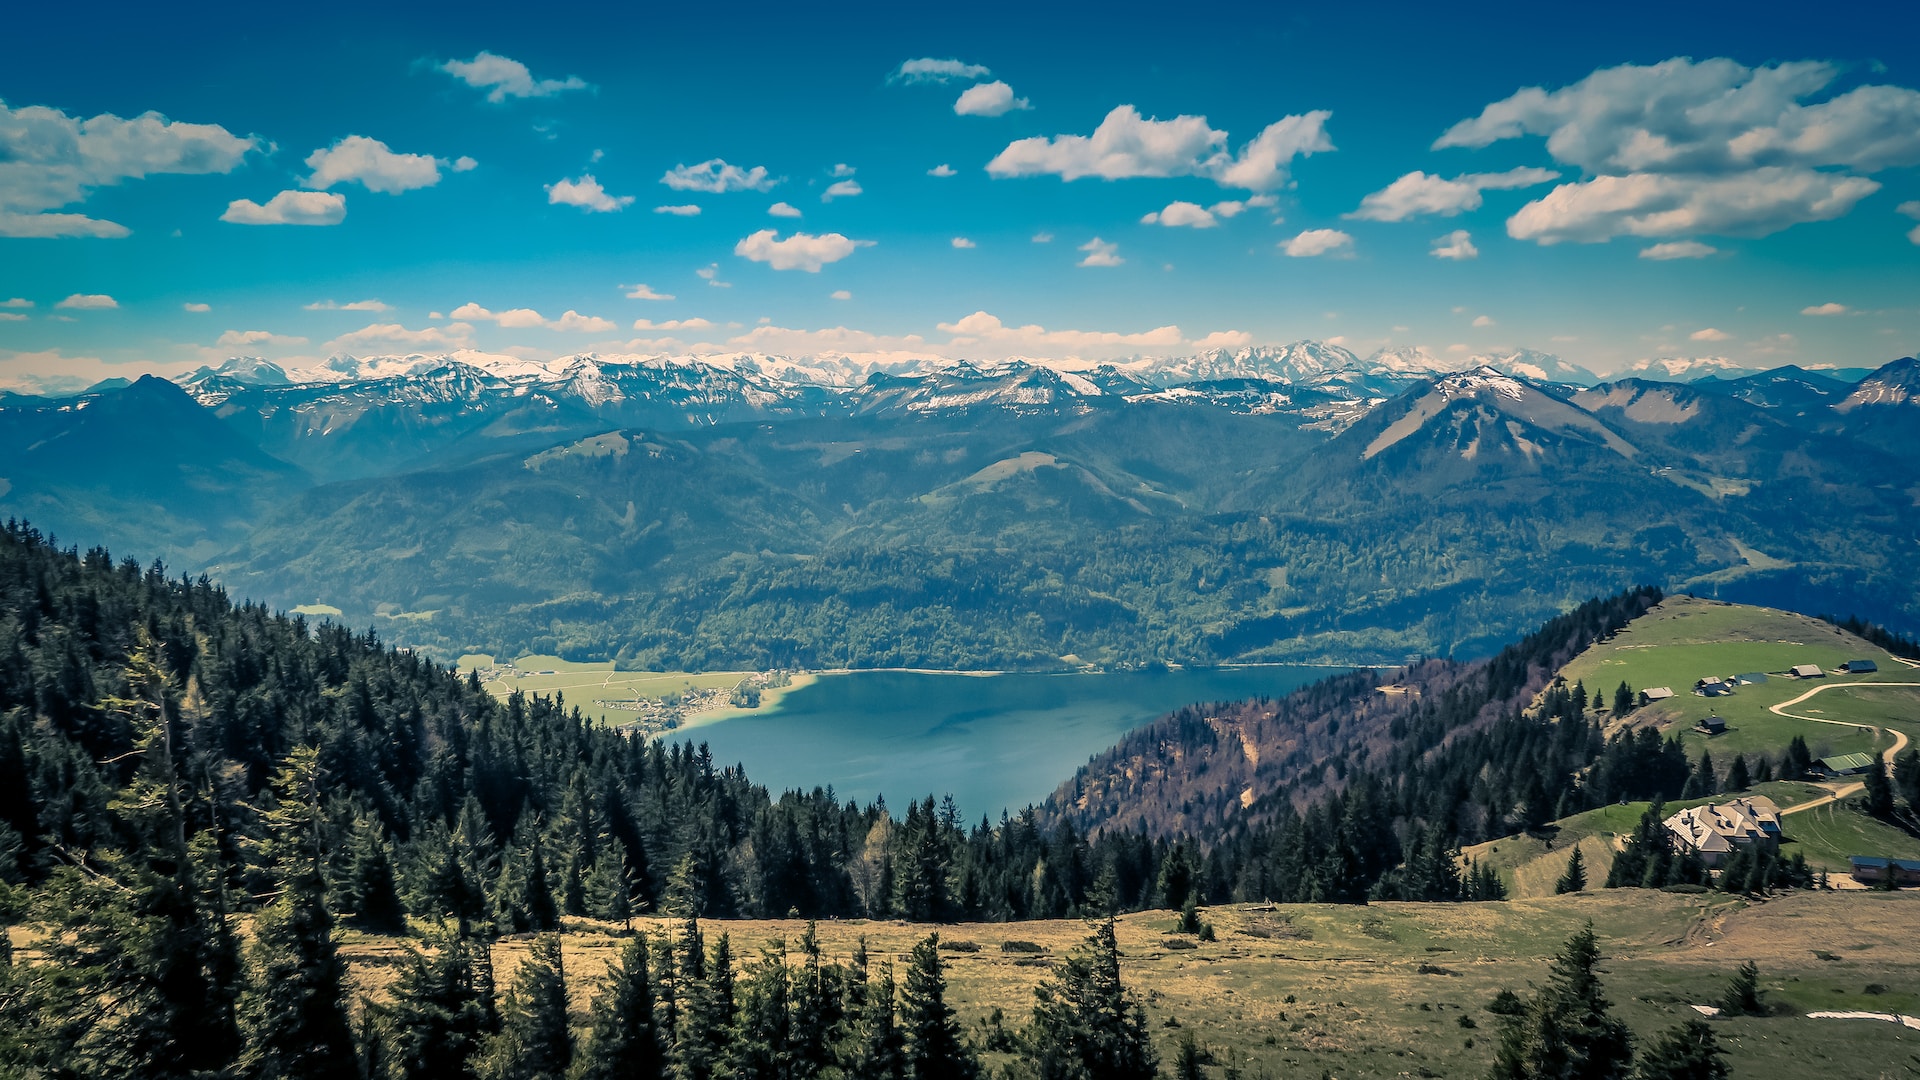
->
[682,666,1337,820]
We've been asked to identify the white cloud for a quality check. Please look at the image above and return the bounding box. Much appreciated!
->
[0,99,256,237]
[56,293,117,309]
[439,51,590,103]
[697,264,731,288]
[183,302,210,312]
[304,299,391,312]
[1246,194,1279,208]
[1281,228,1353,257]
[986,105,1332,191]
[1031,231,1053,243]
[830,290,852,300]
[632,317,714,331]
[0,348,199,394]
[452,156,478,172]
[654,204,702,216]
[303,135,444,194]
[1472,315,1495,327]
[937,310,1182,352]
[2,298,32,308]
[221,189,346,225]
[768,201,802,217]
[451,303,615,332]
[1639,240,1719,260]
[1690,327,1732,341]
[1430,229,1478,260]
[891,58,990,84]
[733,229,873,272]
[1192,330,1253,350]
[1440,57,1920,244]
[217,329,306,348]
[831,163,856,178]
[1902,201,1920,245]
[546,174,633,212]
[951,236,976,248]
[928,164,957,177]
[1347,167,1558,221]
[324,322,474,352]
[1210,200,1246,218]
[661,159,776,193]
[954,81,1030,117]
[0,313,23,322]
[1076,237,1123,267]
[821,179,862,202]
[1801,302,1849,316]
[1141,201,1218,228]
[623,283,674,301]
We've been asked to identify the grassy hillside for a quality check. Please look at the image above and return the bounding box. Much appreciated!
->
[1556,596,1920,762]
[331,891,1920,1080]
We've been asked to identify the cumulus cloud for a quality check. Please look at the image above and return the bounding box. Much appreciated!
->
[830,290,852,300]
[1472,315,1496,327]
[937,310,1182,351]
[325,322,474,352]
[183,302,210,312]
[449,303,615,332]
[1430,229,1478,260]
[623,284,674,301]
[1801,302,1849,315]
[821,179,862,202]
[891,58,990,84]
[55,293,117,309]
[662,159,776,193]
[1639,240,1719,260]
[1139,200,1251,228]
[955,81,1030,117]
[654,203,701,216]
[1192,330,1253,350]
[632,317,714,331]
[0,99,257,237]
[2,298,32,308]
[304,298,391,312]
[1347,167,1558,221]
[439,51,590,103]
[1076,237,1122,267]
[304,136,446,193]
[0,313,23,322]
[986,105,1332,191]
[697,264,731,287]
[1902,200,1920,244]
[546,174,633,212]
[928,164,957,177]
[1440,57,1920,244]
[768,201,802,217]
[222,190,346,225]
[734,229,873,272]
[0,348,199,394]
[217,329,306,347]
[1690,327,1731,341]
[1281,228,1353,257]
[1031,232,1053,243]
[951,237,976,248]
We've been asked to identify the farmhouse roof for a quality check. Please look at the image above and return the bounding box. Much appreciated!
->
[1821,753,1877,773]
[1791,664,1824,678]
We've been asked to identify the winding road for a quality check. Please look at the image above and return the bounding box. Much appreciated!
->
[1768,679,1915,817]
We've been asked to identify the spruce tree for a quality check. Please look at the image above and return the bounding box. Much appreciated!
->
[728,941,792,1080]
[1172,1030,1205,1080]
[1631,1018,1729,1080]
[1862,758,1895,819]
[382,933,497,1080]
[1724,755,1749,792]
[901,934,979,1080]
[1896,747,1920,812]
[1023,919,1157,1080]
[477,933,572,1080]
[848,961,906,1080]
[575,933,667,1080]
[1556,847,1588,894]
[1718,960,1763,1016]
[1612,682,1634,717]
[1486,923,1632,1080]
[340,811,408,933]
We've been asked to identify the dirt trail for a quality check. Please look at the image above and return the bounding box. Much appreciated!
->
[1769,680,1916,816]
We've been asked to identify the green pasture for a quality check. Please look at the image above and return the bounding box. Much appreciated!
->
[1779,797,1920,873]
[467,654,756,727]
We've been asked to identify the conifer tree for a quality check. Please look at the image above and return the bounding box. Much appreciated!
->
[1718,960,1763,1016]
[340,810,408,933]
[1862,757,1895,819]
[901,934,979,1080]
[1631,1018,1728,1080]
[1171,1030,1205,1080]
[576,933,667,1080]
[1023,919,1157,1080]
[1612,682,1634,717]
[791,921,834,1078]
[848,960,906,1080]
[1724,755,1750,793]
[383,932,497,1080]
[1556,847,1588,894]
[476,933,572,1080]
[1486,923,1632,1080]
[728,941,792,1080]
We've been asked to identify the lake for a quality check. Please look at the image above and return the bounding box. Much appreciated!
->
[679,666,1338,820]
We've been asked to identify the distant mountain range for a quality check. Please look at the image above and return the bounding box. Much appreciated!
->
[2,345,1915,668]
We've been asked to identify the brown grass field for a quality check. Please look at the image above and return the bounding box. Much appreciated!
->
[333,889,1920,1079]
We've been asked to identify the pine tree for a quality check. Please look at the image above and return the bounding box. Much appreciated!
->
[1171,1030,1205,1080]
[1783,736,1814,780]
[1613,682,1634,717]
[575,933,667,1080]
[382,932,497,1080]
[728,941,792,1080]
[1023,919,1158,1080]
[1486,923,1632,1080]
[340,811,407,933]
[1896,747,1920,813]
[476,933,572,1080]
[1718,960,1763,1017]
[1631,1018,1729,1080]
[237,747,356,1080]
[1862,758,1895,819]
[848,961,906,1080]
[1724,755,1750,793]
[1555,847,1588,894]
[901,934,979,1080]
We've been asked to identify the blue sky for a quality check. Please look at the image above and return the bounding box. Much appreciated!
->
[3,0,1918,391]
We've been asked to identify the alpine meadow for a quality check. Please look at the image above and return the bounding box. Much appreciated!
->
[4,3,1920,1079]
